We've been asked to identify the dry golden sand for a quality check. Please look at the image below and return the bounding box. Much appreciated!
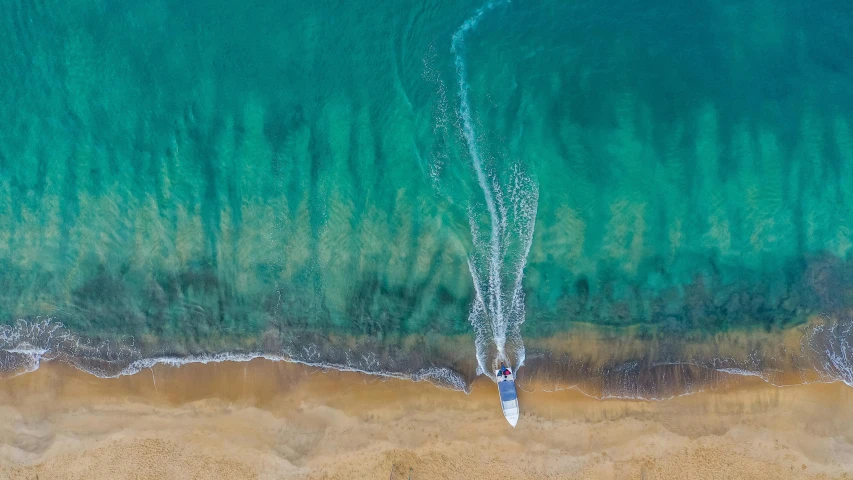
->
[0,360,851,479]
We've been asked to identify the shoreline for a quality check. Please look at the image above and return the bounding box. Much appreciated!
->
[4,315,851,399]
[1,360,852,479]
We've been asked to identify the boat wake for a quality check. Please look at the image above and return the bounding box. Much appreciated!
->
[451,0,539,377]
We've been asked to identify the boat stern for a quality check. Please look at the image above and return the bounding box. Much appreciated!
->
[503,405,519,427]
[497,369,520,427]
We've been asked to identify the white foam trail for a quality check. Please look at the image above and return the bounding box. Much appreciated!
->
[422,45,450,185]
[452,2,509,342]
[451,0,538,375]
[451,0,508,241]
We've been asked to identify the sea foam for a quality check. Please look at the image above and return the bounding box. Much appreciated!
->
[0,318,469,392]
[451,0,539,376]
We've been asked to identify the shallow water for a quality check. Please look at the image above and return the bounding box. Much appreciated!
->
[1,0,853,395]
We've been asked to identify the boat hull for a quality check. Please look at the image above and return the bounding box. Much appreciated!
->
[496,369,520,427]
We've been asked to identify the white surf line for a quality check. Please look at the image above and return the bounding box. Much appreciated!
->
[116,353,470,392]
[1,320,472,393]
[1,347,471,392]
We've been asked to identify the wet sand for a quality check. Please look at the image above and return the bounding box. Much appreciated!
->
[0,360,851,479]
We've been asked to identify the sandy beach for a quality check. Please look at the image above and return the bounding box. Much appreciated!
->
[0,360,851,479]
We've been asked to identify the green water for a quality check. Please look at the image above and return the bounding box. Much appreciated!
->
[2,0,853,390]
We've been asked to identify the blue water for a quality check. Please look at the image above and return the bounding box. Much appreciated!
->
[1,0,852,395]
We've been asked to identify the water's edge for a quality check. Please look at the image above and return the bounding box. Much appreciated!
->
[3,317,850,400]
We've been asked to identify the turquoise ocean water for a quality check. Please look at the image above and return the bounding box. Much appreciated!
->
[2,0,853,395]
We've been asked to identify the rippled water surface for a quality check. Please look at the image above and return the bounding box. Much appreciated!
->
[2,0,853,394]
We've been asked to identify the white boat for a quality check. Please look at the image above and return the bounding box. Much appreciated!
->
[495,364,520,427]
